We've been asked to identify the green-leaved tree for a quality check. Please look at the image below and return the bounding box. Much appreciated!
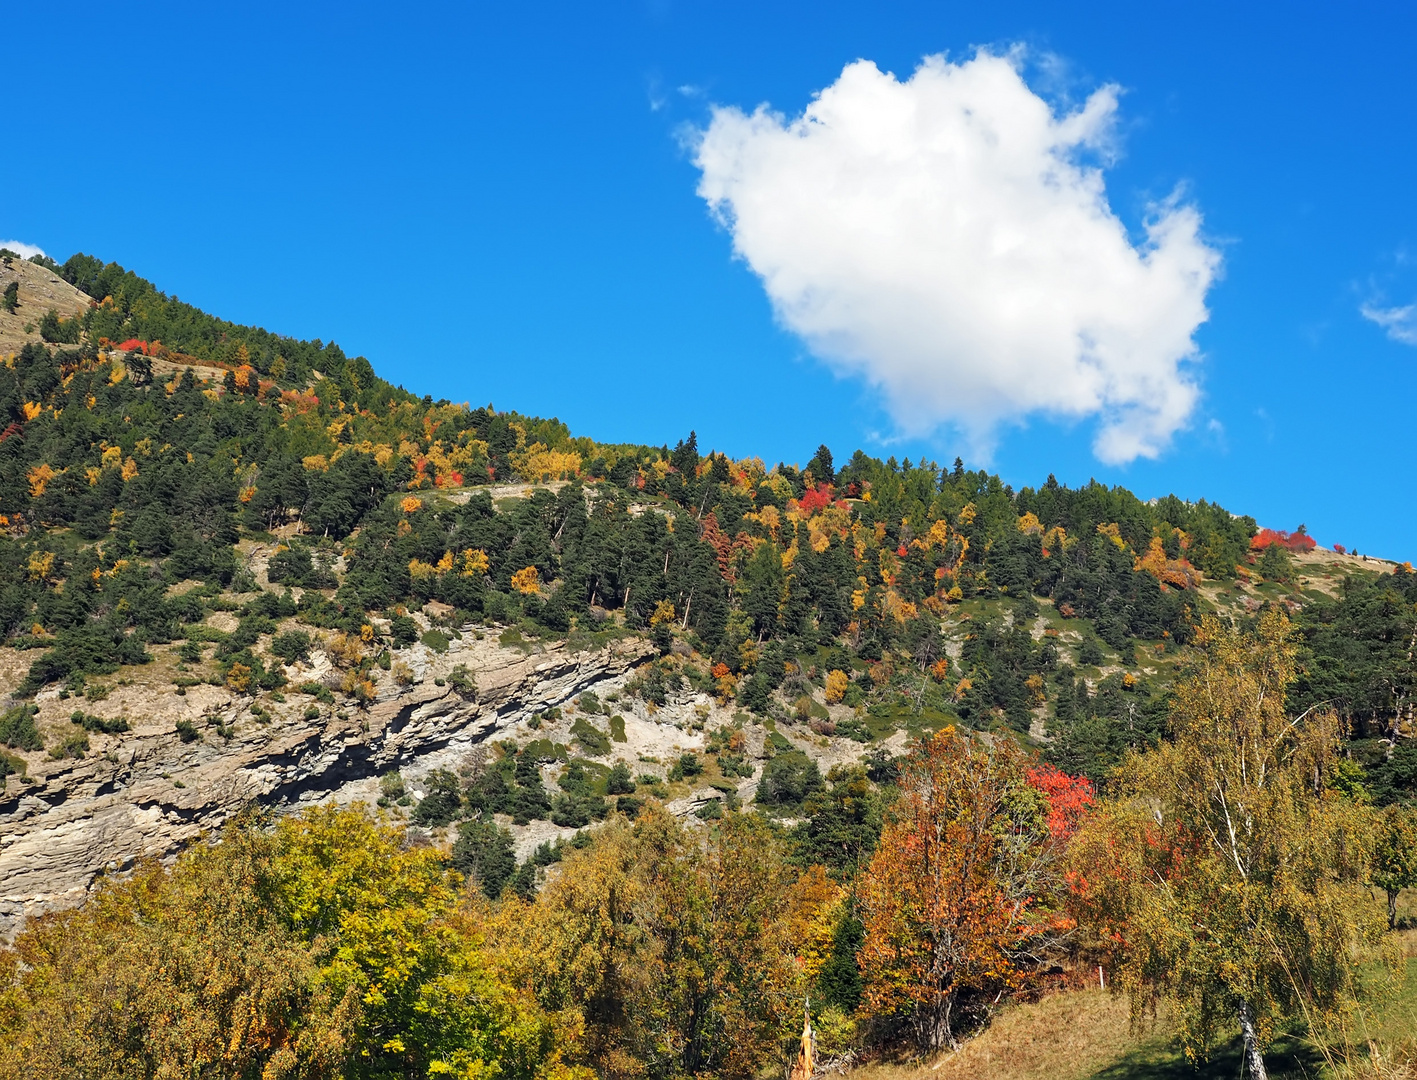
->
[1373,803,1417,929]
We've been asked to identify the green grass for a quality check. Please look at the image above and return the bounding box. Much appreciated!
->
[1086,1029,1318,1079]
[569,717,611,756]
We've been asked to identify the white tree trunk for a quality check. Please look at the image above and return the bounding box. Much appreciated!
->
[1238,999,1268,1080]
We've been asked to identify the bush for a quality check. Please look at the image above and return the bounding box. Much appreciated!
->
[175,719,200,743]
[669,753,702,781]
[48,732,90,760]
[448,664,476,699]
[756,751,823,807]
[269,630,313,665]
[266,544,337,589]
[0,705,43,751]
[390,615,419,648]
[410,769,463,826]
[609,713,627,742]
[39,308,80,344]
[376,770,413,806]
[606,761,636,794]
[451,817,516,899]
[0,749,27,782]
[718,754,756,778]
[421,629,450,654]
[70,711,130,735]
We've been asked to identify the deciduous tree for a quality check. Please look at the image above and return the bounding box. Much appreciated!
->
[1373,803,1417,929]
[1067,611,1392,1080]
[856,729,1074,1051]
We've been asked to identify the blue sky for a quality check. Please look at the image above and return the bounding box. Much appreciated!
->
[4,1,1415,558]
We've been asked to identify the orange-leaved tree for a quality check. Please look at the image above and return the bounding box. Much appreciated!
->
[855,728,1080,1052]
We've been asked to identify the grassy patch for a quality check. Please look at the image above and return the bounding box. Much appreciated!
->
[569,717,611,756]
[561,623,634,653]
[498,626,538,652]
[850,991,1143,1080]
[849,968,1417,1080]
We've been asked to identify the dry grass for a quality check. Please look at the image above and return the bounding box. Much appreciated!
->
[847,990,1158,1080]
[842,953,1417,1080]
[0,256,90,355]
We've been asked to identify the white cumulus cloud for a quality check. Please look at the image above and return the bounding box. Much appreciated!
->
[0,239,47,260]
[690,51,1222,463]
[1361,301,1417,346]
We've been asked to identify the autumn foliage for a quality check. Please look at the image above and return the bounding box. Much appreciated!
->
[856,729,1081,1051]
[1249,526,1316,552]
[1065,612,1390,1077]
[1025,763,1095,842]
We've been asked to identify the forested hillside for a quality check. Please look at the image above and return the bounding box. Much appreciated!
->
[2,248,1415,1079]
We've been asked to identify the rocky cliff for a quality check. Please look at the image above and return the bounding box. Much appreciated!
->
[0,632,658,939]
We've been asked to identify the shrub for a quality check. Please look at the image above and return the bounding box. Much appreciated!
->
[410,769,463,827]
[390,615,419,648]
[269,630,314,665]
[39,308,80,344]
[0,749,27,782]
[175,719,200,743]
[48,732,90,760]
[756,751,823,807]
[606,761,636,794]
[266,544,337,588]
[70,711,130,735]
[451,817,516,899]
[379,770,406,803]
[421,629,449,654]
[448,664,476,699]
[0,705,43,752]
[1249,527,1316,553]
[668,753,702,782]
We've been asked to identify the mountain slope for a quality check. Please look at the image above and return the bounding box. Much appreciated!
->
[1,252,1414,938]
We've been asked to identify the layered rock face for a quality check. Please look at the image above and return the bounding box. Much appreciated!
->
[0,634,656,939]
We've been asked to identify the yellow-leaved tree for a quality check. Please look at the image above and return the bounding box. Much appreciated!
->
[1067,610,1393,1080]
[0,807,579,1080]
[0,814,355,1079]
[493,806,829,1079]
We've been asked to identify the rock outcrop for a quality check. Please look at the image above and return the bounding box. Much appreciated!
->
[0,633,656,939]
